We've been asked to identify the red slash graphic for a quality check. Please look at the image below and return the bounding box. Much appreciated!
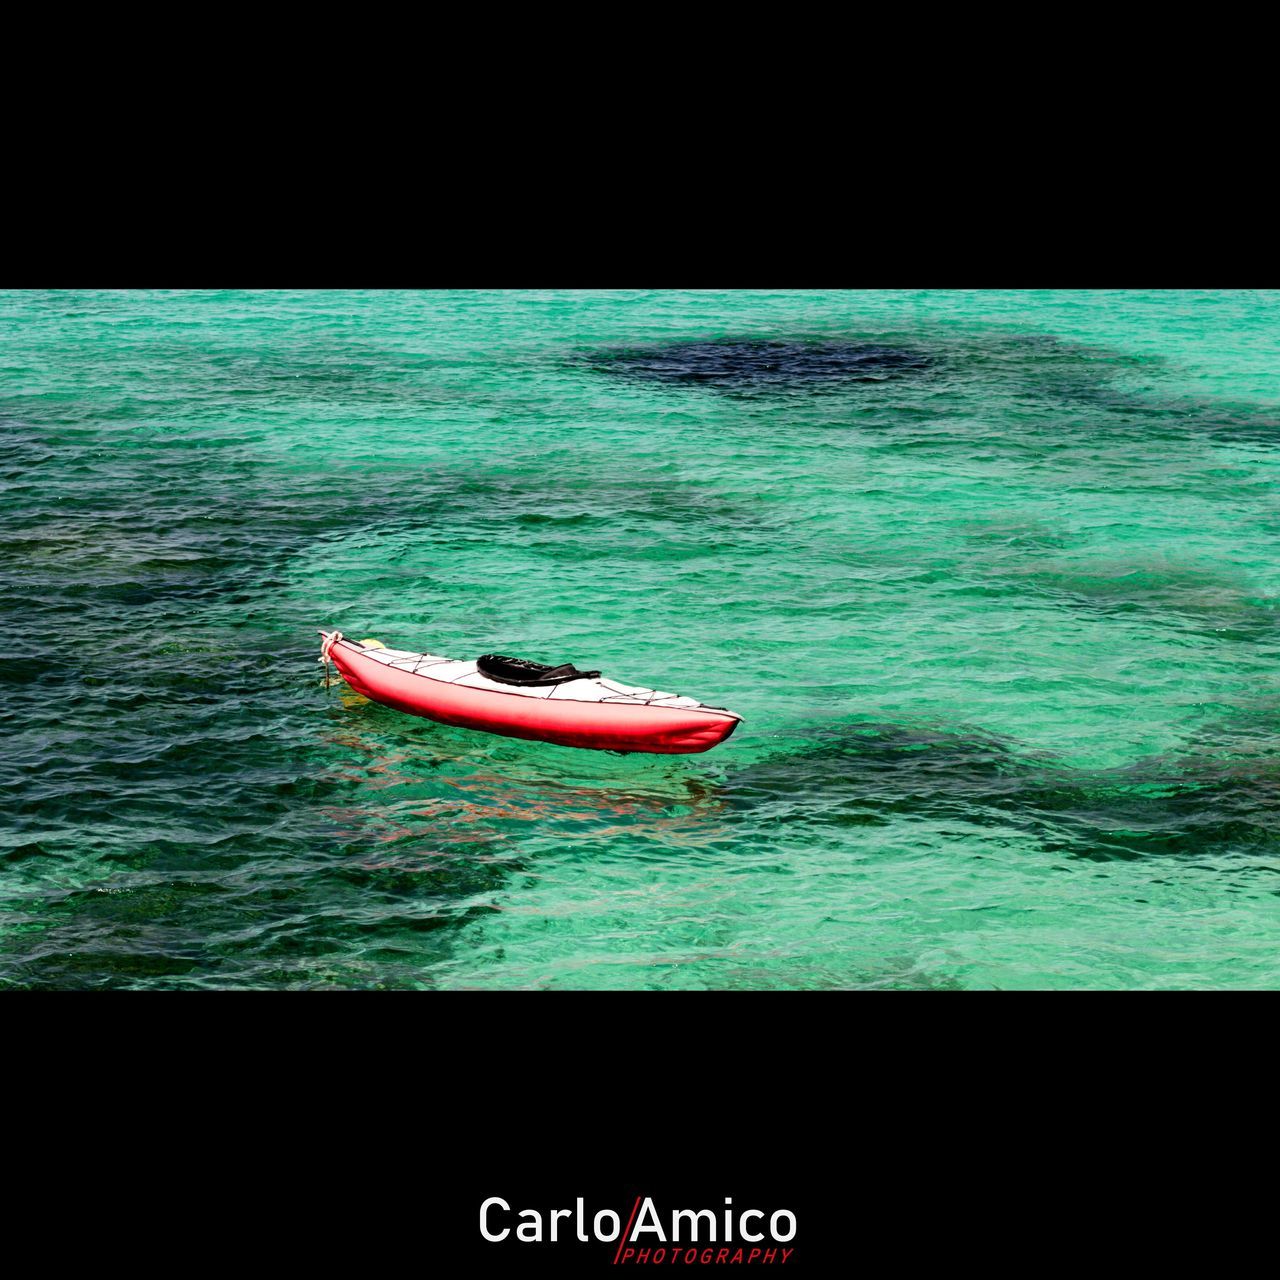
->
[614,1196,642,1265]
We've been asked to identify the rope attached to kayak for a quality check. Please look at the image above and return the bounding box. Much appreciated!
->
[318,630,343,690]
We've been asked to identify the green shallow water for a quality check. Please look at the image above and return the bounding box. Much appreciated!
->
[3,289,1280,988]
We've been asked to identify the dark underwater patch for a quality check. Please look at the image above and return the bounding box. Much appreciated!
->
[566,324,1280,452]
[1093,391,1280,448]
[960,556,1280,643]
[570,337,936,395]
[723,721,1280,861]
[951,330,1280,448]
[559,325,1280,454]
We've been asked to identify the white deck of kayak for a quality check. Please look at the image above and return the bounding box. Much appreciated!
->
[348,642,709,709]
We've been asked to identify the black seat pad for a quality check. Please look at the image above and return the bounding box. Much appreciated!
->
[476,653,602,686]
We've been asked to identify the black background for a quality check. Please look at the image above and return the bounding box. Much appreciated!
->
[7,111,1277,289]
[11,994,1275,1273]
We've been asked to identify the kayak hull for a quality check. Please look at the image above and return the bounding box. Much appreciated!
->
[324,637,741,754]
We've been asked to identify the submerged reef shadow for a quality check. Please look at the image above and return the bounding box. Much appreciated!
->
[958,328,1280,448]
[571,322,1280,452]
[960,551,1280,643]
[567,337,937,397]
[724,719,1280,862]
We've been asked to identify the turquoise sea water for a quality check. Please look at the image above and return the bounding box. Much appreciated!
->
[3,289,1279,989]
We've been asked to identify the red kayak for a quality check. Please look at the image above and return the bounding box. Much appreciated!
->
[318,631,743,754]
